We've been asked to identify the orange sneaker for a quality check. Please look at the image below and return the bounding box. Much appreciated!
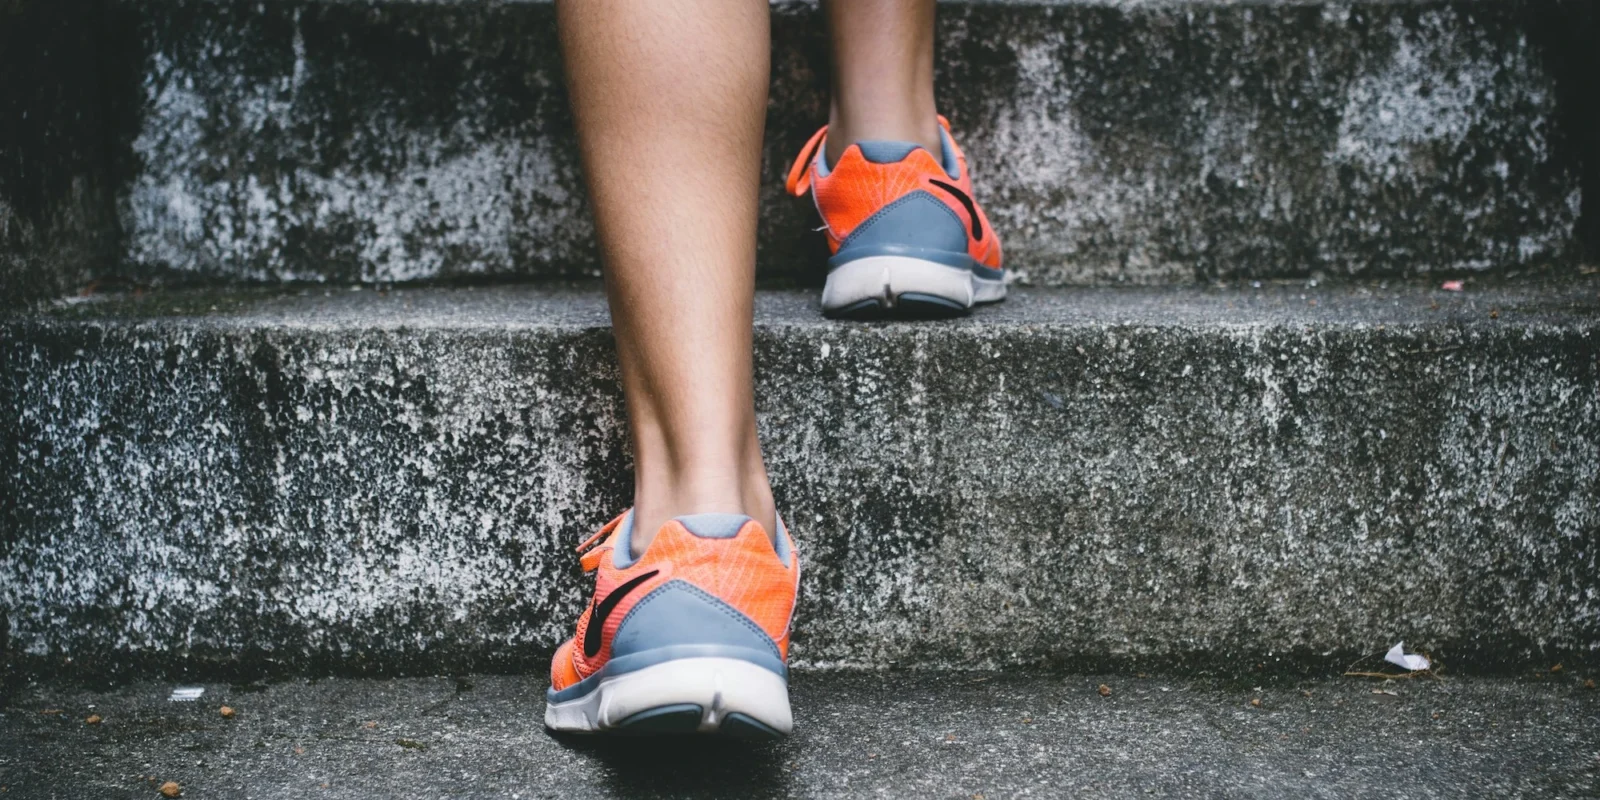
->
[786,116,1006,318]
[543,511,801,737]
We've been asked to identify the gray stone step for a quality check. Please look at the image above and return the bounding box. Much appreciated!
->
[3,671,1598,798]
[4,0,1594,306]
[3,279,1597,678]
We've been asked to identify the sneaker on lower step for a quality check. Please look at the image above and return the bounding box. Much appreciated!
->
[785,115,1007,318]
[544,510,801,738]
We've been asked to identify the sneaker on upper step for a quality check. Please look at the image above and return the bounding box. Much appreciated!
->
[785,115,1006,318]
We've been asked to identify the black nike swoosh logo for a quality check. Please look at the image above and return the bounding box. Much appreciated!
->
[928,179,984,243]
[583,570,660,658]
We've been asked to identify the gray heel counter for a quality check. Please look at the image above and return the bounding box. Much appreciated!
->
[611,580,782,663]
[837,190,969,258]
[673,513,750,540]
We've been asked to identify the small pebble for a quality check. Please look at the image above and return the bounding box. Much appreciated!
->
[219,706,235,719]
[1097,684,1112,697]
[85,714,102,725]
[159,781,181,797]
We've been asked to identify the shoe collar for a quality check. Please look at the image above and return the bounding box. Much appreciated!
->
[786,115,960,196]
[601,509,793,570]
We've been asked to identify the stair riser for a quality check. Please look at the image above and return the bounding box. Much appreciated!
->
[105,0,1586,287]
[4,303,1595,676]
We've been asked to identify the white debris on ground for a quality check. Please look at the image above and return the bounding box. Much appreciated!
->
[1384,642,1431,672]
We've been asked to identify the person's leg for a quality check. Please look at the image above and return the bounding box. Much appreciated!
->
[823,0,941,164]
[557,0,775,554]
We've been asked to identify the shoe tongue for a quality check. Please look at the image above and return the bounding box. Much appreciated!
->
[673,513,752,539]
[854,140,924,165]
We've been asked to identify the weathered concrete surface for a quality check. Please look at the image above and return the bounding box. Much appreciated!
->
[2,671,1597,798]
[2,281,1597,677]
[107,0,1587,287]
[0,0,119,308]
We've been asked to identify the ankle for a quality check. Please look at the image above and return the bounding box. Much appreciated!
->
[629,468,778,558]
[826,103,942,166]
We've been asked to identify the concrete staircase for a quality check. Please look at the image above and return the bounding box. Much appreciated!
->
[2,0,1597,686]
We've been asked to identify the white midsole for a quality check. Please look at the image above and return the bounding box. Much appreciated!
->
[544,657,793,734]
[822,255,1008,311]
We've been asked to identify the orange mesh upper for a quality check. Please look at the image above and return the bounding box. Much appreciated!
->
[786,117,1002,270]
[549,639,583,691]
[553,514,800,689]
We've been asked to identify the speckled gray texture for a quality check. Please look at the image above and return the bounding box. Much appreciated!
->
[105,0,1588,287]
[0,0,119,308]
[3,671,1598,798]
[2,281,1597,677]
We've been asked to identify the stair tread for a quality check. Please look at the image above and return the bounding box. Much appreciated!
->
[21,278,1600,329]
[3,671,1596,797]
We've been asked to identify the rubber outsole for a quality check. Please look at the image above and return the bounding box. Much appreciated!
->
[614,706,786,740]
[821,255,1007,320]
[827,292,971,320]
[545,656,793,738]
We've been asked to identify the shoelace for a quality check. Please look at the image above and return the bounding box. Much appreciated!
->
[784,125,829,197]
[574,512,626,573]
